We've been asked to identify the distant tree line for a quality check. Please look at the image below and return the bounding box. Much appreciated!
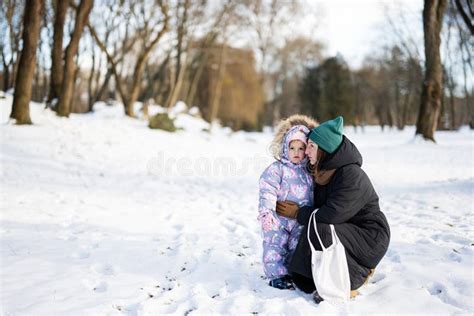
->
[299,0,472,135]
[0,0,472,140]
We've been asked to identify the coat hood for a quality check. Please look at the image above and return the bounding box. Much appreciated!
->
[270,114,318,162]
[320,136,363,170]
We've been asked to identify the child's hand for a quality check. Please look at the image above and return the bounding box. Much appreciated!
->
[259,212,280,232]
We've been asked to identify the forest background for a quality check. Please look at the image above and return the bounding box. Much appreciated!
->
[1,0,472,139]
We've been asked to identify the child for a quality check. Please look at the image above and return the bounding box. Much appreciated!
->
[258,124,314,290]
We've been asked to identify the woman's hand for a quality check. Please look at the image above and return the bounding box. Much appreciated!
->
[276,200,300,219]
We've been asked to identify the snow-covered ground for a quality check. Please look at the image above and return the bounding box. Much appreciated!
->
[1,94,473,315]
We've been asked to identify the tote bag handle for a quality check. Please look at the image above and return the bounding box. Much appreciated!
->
[307,210,338,252]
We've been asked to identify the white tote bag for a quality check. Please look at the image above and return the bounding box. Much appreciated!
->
[307,210,351,303]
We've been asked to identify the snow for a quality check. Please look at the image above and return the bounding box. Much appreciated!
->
[1,94,473,315]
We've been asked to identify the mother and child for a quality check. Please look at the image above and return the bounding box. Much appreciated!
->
[258,114,391,304]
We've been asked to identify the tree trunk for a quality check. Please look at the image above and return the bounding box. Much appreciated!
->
[10,0,45,124]
[33,51,41,101]
[175,0,189,86]
[454,14,473,128]
[154,53,171,105]
[87,42,96,112]
[87,25,128,111]
[186,53,207,107]
[71,51,81,112]
[210,43,227,129]
[124,30,168,117]
[449,88,456,129]
[88,36,104,111]
[386,102,394,128]
[1,49,10,92]
[445,70,456,129]
[166,53,188,109]
[415,0,447,141]
[6,1,23,91]
[124,56,149,117]
[401,90,412,129]
[90,67,113,110]
[57,0,93,117]
[184,16,222,106]
[186,33,218,107]
[395,83,403,130]
[123,10,169,117]
[48,0,68,104]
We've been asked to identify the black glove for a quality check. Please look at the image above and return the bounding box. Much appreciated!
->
[296,205,314,225]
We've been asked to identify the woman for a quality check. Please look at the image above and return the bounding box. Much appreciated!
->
[276,116,390,303]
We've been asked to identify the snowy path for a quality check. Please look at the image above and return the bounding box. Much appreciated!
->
[1,98,473,315]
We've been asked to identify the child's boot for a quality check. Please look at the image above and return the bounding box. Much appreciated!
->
[268,275,295,290]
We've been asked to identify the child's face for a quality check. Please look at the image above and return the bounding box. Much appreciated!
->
[289,140,306,164]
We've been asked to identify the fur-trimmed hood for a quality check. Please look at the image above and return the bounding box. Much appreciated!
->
[270,114,318,162]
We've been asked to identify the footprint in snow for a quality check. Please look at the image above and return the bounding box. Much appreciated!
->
[448,251,462,263]
[426,282,445,296]
[71,250,90,259]
[57,232,78,241]
[113,303,141,315]
[91,263,115,276]
[82,278,108,292]
[386,250,401,263]
[173,223,184,231]
[370,272,386,284]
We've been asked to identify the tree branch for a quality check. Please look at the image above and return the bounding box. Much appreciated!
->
[454,0,474,35]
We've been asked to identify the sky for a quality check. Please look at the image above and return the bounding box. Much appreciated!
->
[306,0,425,69]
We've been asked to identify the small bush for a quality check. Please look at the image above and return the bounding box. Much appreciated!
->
[148,113,176,132]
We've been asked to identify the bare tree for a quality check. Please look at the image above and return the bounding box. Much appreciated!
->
[416,0,447,141]
[193,45,264,130]
[242,0,301,122]
[209,42,228,128]
[275,37,323,116]
[165,0,206,109]
[85,11,122,112]
[32,7,51,102]
[47,0,68,104]
[10,0,45,124]
[185,0,237,108]
[89,1,169,117]
[56,0,93,117]
[353,66,378,129]
[440,3,458,130]
[1,0,24,92]
[383,2,423,62]
[452,0,473,128]
[175,0,190,87]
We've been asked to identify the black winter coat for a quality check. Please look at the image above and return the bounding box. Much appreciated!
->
[288,136,390,292]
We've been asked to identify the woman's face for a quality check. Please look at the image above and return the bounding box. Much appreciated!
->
[305,139,318,165]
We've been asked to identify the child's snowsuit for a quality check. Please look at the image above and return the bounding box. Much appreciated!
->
[258,125,313,279]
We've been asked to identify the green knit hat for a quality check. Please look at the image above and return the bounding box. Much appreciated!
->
[309,116,344,154]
